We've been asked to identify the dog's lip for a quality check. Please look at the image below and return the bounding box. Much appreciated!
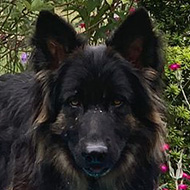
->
[83,164,111,177]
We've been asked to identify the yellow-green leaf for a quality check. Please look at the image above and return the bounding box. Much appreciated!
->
[121,0,128,3]
[106,0,113,5]
[23,0,31,10]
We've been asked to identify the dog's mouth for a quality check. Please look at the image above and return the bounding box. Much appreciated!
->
[83,164,111,177]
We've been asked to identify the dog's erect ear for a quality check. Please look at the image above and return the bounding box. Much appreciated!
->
[31,11,85,72]
[106,8,163,72]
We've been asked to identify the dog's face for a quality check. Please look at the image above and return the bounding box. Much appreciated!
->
[32,9,163,179]
[57,46,147,177]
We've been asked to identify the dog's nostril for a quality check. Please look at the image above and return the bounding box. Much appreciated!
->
[84,154,93,163]
[96,152,106,162]
[82,152,106,164]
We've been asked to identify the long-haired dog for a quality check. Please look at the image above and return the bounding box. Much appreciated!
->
[0,8,164,190]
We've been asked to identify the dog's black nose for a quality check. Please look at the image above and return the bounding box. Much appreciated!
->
[83,144,108,164]
[82,143,112,177]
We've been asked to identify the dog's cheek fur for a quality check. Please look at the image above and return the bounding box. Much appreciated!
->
[31,85,88,190]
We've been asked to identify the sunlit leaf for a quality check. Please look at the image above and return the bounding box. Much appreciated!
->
[23,0,31,10]
[176,151,183,179]
[168,160,175,178]
[121,0,128,3]
[106,0,113,5]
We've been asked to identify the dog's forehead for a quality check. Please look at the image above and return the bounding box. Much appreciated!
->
[61,45,134,100]
[62,44,134,86]
[82,45,108,63]
[71,45,126,77]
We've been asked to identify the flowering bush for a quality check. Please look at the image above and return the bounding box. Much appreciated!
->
[0,0,139,73]
[159,46,190,190]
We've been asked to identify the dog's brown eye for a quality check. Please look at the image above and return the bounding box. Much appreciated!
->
[70,99,80,107]
[113,100,123,107]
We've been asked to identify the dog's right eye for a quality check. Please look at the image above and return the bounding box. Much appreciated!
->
[69,98,80,107]
[112,98,124,107]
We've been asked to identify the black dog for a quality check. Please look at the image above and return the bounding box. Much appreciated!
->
[0,8,164,190]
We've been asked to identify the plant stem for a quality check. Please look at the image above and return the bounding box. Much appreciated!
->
[179,83,190,110]
[175,179,178,190]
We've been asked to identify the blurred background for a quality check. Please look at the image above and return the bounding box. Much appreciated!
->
[0,0,190,189]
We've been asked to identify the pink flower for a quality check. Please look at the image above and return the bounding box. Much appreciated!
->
[183,172,190,180]
[178,184,188,190]
[161,143,170,151]
[169,63,181,71]
[129,7,136,14]
[79,23,86,29]
[160,164,168,173]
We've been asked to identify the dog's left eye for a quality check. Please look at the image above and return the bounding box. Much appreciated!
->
[113,99,123,107]
[69,98,80,107]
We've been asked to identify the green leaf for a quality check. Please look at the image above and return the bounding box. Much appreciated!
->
[15,1,25,13]
[71,15,81,23]
[121,0,128,3]
[31,0,43,11]
[23,0,31,10]
[86,0,100,13]
[31,0,53,11]
[106,0,113,5]
[77,9,89,23]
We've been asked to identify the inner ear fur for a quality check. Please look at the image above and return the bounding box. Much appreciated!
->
[106,8,163,73]
[30,11,86,72]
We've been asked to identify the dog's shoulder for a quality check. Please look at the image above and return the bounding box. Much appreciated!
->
[0,72,35,123]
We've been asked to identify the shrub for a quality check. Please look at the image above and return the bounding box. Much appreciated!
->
[160,46,190,190]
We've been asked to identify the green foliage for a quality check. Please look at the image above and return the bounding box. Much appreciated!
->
[164,46,190,151]
[161,46,190,189]
[60,0,136,44]
[0,0,137,73]
[140,0,190,46]
[0,0,56,73]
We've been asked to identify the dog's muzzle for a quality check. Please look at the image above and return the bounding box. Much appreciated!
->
[82,143,112,177]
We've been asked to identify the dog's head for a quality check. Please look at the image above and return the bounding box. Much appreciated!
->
[31,9,164,179]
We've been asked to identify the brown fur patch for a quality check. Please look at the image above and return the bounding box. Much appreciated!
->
[33,71,52,126]
[50,112,67,134]
[50,148,88,190]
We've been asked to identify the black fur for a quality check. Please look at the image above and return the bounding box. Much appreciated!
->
[0,8,164,190]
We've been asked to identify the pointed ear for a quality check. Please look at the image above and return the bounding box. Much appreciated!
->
[31,11,85,72]
[106,8,163,72]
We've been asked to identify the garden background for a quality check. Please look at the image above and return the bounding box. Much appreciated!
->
[0,0,190,189]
